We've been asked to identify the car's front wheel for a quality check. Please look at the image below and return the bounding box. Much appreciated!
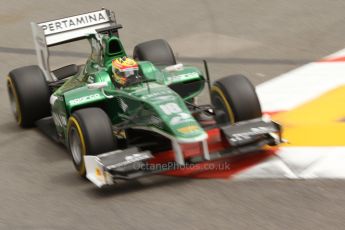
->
[211,74,262,125]
[67,108,116,177]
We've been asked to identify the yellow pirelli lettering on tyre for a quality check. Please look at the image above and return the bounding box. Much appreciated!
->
[6,76,22,125]
[67,116,87,176]
[211,85,235,124]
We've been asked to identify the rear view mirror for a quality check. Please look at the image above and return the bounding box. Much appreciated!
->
[87,82,108,89]
[164,63,183,72]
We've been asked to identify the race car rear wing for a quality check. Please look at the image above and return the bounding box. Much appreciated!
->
[31,9,118,81]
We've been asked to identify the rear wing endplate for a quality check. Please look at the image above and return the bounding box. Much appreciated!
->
[31,9,117,81]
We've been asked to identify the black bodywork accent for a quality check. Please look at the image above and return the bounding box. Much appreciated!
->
[36,117,60,143]
[52,64,80,80]
[169,79,205,99]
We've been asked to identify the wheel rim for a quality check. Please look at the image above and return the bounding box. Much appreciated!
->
[211,85,236,124]
[7,81,19,121]
[69,126,83,165]
[212,94,231,124]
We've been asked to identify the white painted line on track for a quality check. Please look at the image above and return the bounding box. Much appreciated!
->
[235,147,345,179]
[257,62,345,112]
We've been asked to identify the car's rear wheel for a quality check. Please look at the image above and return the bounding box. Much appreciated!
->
[67,108,116,177]
[133,39,176,66]
[211,74,262,124]
[7,65,51,127]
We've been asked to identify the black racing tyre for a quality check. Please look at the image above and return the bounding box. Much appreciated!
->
[211,74,262,124]
[133,39,176,66]
[7,65,51,127]
[67,108,116,177]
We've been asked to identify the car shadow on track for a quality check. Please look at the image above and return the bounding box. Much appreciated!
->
[33,128,71,161]
[83,176,193,198]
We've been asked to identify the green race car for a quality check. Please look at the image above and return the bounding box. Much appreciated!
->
[6,9,282,187]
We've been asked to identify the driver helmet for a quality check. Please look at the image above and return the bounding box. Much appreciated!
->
[112,57,140,87]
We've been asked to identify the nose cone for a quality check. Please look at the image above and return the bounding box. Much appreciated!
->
[156,101,207,142]
[137,84,207,142]
[166,112,208,143]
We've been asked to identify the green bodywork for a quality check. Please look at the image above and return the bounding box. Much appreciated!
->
[51,34,206,145]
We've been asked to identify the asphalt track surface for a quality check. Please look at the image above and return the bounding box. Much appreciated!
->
[1,1,345,229]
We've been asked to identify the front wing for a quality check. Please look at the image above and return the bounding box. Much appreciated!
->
[85,117,282,187]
